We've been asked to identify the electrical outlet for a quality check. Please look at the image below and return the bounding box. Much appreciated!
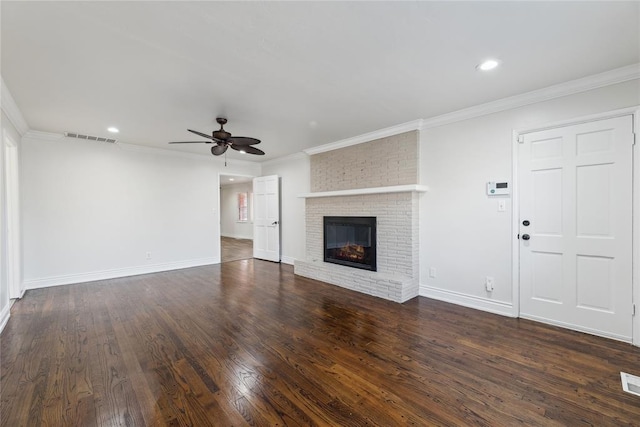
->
[146,251,151,260]
[485,276,494,291]
[429,267,437,278]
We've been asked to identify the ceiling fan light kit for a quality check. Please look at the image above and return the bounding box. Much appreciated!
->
[168,117,265,157]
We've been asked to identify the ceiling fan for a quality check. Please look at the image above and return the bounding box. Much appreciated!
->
[169,117,265,156]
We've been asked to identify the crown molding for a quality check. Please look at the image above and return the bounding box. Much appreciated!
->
[262,151,309,167]
[22,129,261,167]
[304,119,423,156]
[1,77,29,135]
[421,63,640,130]
[117,141,261,168]
[302,64,638,154]
[117,141,209,158]
[22,131,210,154]
[23,130,64,141]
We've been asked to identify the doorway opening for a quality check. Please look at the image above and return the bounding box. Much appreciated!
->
[219,174,254,263]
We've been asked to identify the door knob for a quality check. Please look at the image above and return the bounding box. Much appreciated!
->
[272,221,279,226]
[522,234,530,241]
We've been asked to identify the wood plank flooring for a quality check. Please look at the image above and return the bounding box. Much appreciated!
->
[2,260,640,426]
[221,236,253,263]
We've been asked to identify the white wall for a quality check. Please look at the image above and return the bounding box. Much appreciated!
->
[419,79,640,314]
[20,134,260,288]
[261,153,310,265]
[220,181,254,239]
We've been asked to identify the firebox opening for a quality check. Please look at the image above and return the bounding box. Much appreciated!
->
[324,216,376,271]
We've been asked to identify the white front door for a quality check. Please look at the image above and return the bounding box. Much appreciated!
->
[253,175,280,262]
[518,115,634,342]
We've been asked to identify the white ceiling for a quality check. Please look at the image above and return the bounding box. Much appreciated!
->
[2,1,638,162]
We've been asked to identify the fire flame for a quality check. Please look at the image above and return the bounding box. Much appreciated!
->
[337,242,365,261]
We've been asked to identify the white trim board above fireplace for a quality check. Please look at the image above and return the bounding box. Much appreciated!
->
[299,184,428,199]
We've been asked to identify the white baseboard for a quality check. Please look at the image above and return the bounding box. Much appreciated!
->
[23,257,220,290]
[281,255,295,265]
[420,284,514,317]
[0,302,10,333]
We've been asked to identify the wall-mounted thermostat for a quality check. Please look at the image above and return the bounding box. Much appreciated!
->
[487,181,510,196]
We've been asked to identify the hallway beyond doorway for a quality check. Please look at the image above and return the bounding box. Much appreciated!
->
[221,236,252,263]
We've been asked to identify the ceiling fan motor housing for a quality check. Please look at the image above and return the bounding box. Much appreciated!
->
[214,117,231,140]
[213,129,231,141]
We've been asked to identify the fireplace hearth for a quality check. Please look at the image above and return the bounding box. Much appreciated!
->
[324,216,376,271]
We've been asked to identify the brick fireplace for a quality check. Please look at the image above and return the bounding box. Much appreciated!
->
[295,128,425,303]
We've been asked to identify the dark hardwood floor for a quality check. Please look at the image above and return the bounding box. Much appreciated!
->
[2,260,639,426]
[221,236,253,263]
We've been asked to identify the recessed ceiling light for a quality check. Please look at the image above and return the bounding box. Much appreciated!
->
[477,59,499,71]
[107,127,119,133]
[229,178,235,181]
[239,150,246,154]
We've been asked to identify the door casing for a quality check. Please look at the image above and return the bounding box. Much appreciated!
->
[3,130,22,299]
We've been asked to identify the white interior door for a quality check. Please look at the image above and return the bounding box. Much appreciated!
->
[253,175,280,262]
[518,115,634,342]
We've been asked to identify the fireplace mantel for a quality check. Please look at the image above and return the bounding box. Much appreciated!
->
[298,184,428,199]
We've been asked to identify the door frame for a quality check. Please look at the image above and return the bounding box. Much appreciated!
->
[511,106,640,346]
[3,129,23,299]
[217,172,256,263]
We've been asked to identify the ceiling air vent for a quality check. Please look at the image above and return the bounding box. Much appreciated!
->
[65,132,117,143]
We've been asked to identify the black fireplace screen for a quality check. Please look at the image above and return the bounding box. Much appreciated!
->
[323,216,376,271]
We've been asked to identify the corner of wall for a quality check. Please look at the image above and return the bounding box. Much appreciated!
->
[1,77,29,135]
[281,255,296,265]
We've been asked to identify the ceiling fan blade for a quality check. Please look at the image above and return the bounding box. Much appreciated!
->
[211,144,229,156]
[230,144,265,155]
[228,136,261,146]
[168,141,211,144]
[188,129,215,140]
